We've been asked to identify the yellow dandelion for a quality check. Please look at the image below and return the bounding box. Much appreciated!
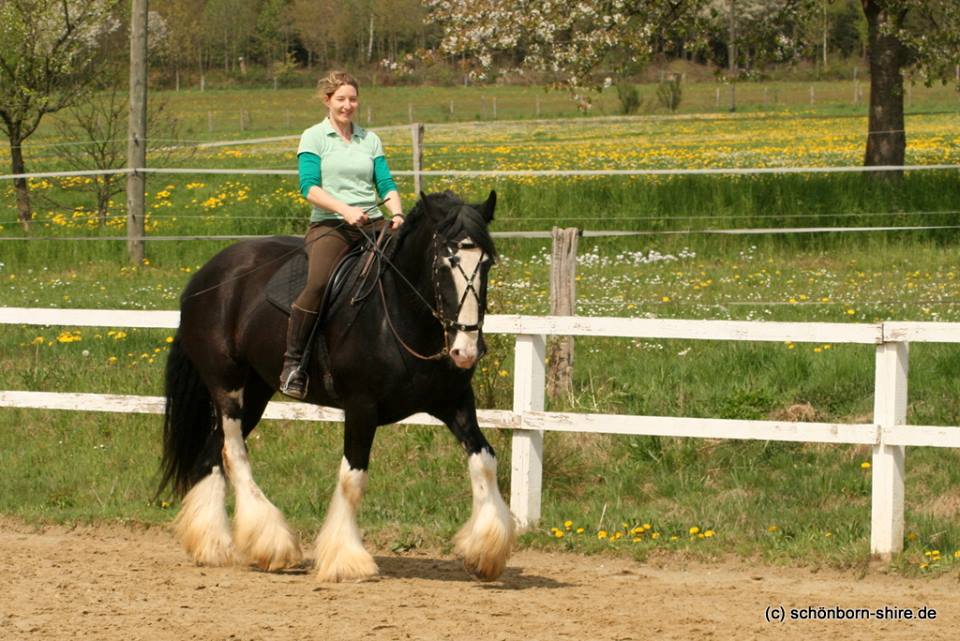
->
[704,529,715,538]
[563,520,573,530]
[689,526,700,535]
[165,336,174,343]
[860,461,871,470]
[597,530,608,540]
[767,525,779,533]
[576,527,585,534]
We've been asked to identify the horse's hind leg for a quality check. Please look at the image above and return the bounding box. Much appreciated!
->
[220,378,302,570]
[174,447,233,567]
[313,403,379,582]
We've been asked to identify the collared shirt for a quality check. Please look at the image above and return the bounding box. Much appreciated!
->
[297,118,397,223]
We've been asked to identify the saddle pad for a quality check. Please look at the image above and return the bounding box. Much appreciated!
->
[265,246,365,317]
[265,251,308,315]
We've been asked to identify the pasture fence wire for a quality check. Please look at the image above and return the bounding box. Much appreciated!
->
[2,307,960,559]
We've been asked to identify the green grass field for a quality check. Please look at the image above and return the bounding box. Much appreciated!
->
[2,82,960,574]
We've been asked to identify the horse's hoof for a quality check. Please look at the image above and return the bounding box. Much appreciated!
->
[234,501,303,571]
[314,546,379,582]
[461,552,508,582]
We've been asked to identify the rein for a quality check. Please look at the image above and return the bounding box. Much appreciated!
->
[356,226,487,362]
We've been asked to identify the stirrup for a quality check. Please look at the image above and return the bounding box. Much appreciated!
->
[280,367,309,400]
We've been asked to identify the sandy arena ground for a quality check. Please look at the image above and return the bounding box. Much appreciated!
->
[1,520,957,641]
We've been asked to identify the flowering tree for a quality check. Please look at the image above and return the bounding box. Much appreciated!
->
[428,0,703,96]
[0,0,119,228]
[698,0,816,73]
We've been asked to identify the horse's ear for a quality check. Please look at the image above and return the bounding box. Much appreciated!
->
[473,190,496,223]
[419,191,433,216]
[421,191,447,223]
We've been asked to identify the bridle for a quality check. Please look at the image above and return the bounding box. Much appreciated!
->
[436,236,486,334]
[366,228,488,362]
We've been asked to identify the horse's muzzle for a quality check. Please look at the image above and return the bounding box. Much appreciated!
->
[450,347,477,369]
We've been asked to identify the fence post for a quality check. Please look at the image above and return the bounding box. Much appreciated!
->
[547,227,579,399]
[125,0,147,265]
[511,334,545,529]
[411,123,424,196]
[871,340,908,559]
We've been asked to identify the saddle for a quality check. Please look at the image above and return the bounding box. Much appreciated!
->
[264,230,396,398]
[264,244,365,319]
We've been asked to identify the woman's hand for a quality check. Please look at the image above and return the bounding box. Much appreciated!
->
[390,214,404,230]
[341,205,369,226]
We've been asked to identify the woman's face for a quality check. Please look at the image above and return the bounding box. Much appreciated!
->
[325,84,358,129]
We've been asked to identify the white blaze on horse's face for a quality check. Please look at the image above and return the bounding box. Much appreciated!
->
[444,237,486,369]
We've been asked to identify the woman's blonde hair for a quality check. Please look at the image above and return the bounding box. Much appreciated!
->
[318,70,359,99]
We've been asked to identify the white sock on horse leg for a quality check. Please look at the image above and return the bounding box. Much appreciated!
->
[454,449,516,581]
[314,457,378,582]
[174,465,234,566]
[221,389,301,570]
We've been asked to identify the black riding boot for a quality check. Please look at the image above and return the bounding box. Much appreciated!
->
[279,304,318,400]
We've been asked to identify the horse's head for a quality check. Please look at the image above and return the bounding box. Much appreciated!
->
[403,190,497,369]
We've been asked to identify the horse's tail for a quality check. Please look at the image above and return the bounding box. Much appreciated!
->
[157,334,215,499]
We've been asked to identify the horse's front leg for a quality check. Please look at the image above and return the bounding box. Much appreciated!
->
[314,403,379,582]
[437,392,516,581]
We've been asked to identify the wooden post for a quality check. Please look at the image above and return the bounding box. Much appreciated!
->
[511,334,545,529]
[810,85,815,105]
[126,0,148,265]
[408,103,413,123]
[871,341,907,559]
[411,123,424,195]
[547,227,579,400]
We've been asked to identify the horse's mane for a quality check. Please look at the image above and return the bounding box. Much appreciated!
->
[397,191,496,259]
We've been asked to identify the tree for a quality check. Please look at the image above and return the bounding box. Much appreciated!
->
[0,0,119,229]
[428,1,703,96]
[861,0,960,167]
[53,83,184,226]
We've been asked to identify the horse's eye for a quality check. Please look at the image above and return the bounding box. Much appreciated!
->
[448,255,461,267]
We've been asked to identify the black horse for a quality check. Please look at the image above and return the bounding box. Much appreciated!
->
[158,190,514,582]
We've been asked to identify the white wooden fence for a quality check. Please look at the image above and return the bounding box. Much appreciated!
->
[2,307,960,559]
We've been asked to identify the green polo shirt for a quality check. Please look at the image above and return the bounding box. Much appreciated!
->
[297,118,396,223]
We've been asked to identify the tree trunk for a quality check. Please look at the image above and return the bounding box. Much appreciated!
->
[9,136,32,230]
[862,0,906,167]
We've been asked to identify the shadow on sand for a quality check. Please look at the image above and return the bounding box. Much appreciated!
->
[374,555,573,589]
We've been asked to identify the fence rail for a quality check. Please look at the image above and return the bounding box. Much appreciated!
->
[2,307,960,559]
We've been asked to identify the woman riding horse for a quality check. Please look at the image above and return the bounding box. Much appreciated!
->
[159,188,515,583]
